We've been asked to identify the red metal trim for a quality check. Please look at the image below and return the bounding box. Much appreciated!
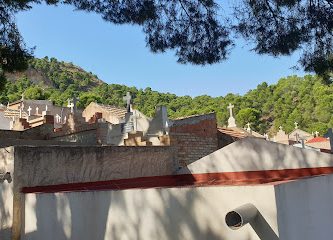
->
[22,167,333,194]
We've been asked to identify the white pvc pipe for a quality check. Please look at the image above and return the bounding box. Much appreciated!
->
[225,203,279,240]
[225,203,258,229]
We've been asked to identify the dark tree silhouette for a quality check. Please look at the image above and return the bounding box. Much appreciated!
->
[0,1,35,89]
[1,0,333,85]
[234,0,333,83]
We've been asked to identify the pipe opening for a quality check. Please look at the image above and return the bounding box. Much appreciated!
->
[225,211,243,230]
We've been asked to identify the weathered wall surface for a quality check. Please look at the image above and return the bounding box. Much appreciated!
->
[0,147,14,174]
[0,130,21,140]
[169,113,218,166]
[0,182,13,240]
[0,112,11,130]
[0,147,14,240]
[0,139,94,148]
[275,174,333,240]
[51,122,118,145]
[51,129,98,144]
[13,146,177,189]
[144,106,167,135]
[0,123,53,141]
[20,123,54,140]
[102,123,125,146]
[23,185,277,240]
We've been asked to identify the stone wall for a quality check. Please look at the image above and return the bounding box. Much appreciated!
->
[13,145,178,189]
[51,128,98,144]
[0,122,54,141]
[20,123,53,140]
[0,130,21,140]
[50,122,121,145]
[169,113,218,166]
[0,120,100,146]
[0,139,91,148]
[50,119,100,144]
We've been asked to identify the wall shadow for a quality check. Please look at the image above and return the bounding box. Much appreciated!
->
[24,190,112,240]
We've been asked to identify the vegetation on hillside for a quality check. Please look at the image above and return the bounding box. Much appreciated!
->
[0,57,332,135]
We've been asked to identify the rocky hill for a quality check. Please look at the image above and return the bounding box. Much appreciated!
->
[5,57,103,90]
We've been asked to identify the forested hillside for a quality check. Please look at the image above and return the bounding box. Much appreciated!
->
[0,57,332,135]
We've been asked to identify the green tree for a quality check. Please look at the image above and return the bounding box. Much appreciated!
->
[78,92,102,108]
[236,108,261,131]
[235,0,333,83]
[308,122,329,136]
[24,86,45,100]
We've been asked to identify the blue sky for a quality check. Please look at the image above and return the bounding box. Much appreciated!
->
[16,3,304,97]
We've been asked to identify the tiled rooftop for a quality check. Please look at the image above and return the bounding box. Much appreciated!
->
[96,103,127,118]
[307,137,329,143]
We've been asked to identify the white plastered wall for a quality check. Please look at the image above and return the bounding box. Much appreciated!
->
[0,147,14,240]
[275,174,333,240]
[24,185,277,240]
[0,182,13,240]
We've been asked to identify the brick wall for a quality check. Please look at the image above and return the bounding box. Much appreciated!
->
[169,113,218,166]
[217,133,238,148]
[170,133,218,167]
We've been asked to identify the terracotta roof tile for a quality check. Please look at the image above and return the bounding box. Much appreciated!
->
[217,127,249,139]
[307,137,329,143]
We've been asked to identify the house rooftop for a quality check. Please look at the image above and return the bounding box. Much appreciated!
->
[307,137,329,143]
[218,127,249,139]
[9,99,53,106]
[218,126,265,139]
[93,103,127,119]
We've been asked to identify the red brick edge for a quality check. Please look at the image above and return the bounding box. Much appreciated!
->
[22,167,333,194]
